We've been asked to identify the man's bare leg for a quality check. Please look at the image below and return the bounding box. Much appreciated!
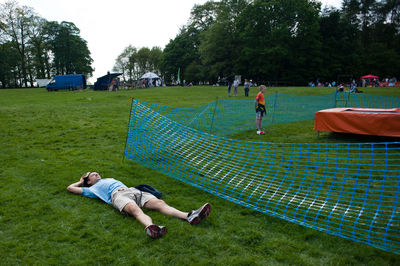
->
[124,202,167,238]
[256,119,261,130]
[144,199,188,220]
[123,202,153,227]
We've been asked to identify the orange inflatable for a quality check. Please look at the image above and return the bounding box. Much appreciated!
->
[314,108,400,137]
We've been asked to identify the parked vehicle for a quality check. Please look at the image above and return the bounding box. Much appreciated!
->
[46,74,86,91]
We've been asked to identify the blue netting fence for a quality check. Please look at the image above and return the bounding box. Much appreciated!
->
[335,92,400,109]
[124,92,400,254]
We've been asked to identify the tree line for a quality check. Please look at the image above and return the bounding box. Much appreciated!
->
[2,0,398,88]
[115,0,399,85]
[113,45,163,83]
[0,0,93,88]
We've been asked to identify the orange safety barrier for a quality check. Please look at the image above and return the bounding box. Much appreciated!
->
[314,108,400,137]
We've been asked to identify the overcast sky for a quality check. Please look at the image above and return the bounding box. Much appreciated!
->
[1,0,342,82]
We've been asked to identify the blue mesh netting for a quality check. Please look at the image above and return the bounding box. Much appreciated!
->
[335,91,400,109]
[124,91,400,254]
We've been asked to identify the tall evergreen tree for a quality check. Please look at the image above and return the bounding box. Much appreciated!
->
[45,21,93,76]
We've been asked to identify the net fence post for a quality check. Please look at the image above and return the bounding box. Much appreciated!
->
[122,97,135,163]
[345,92,350,107]
[272,91,277,124]
[334,90,338,108]
[209,97,218,134]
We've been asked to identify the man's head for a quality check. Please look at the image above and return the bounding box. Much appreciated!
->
[82,172,101,187]
[259,85,266,93]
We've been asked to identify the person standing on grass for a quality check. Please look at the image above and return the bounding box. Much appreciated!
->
[244,79,250,97]
[227,76,233,97]
[255,85,267,135]
[67,172,211,239]
[233,78,239,96]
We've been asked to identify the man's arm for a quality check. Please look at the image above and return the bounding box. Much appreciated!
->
[66,176,85,194]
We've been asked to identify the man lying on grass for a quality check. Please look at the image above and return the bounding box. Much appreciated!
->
[67,172,211,239]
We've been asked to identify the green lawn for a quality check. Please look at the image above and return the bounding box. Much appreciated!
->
[0,86,399,265]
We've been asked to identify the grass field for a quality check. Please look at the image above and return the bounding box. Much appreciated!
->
[1,86,399,265]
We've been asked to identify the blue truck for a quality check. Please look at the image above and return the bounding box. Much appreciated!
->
[46,74,86,91]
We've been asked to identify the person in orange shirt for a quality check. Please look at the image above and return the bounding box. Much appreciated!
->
[255,85,266,135]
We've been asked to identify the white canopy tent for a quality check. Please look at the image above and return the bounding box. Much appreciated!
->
[139,72,164,87]
[140,72,159,79]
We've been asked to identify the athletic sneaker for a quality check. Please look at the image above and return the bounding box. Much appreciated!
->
[145,224,167,239]
[187,203,211,225]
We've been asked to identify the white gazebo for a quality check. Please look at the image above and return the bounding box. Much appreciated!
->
[139,72,163,87]
[140,72,160,79]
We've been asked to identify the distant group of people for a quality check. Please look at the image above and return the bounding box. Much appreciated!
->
[137,78,163,88]
[310,76,398,89]
[227,77,257,97]
[381,77,398,87]
[309,80,336,87]
[180,80,193,87]
[336,79,363,93]
[360,78,379,87]
[106,78,165,90]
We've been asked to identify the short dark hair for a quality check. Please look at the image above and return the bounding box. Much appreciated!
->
[83,172,91,187]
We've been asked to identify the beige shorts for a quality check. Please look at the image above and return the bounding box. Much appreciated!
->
[111,187,156,212]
